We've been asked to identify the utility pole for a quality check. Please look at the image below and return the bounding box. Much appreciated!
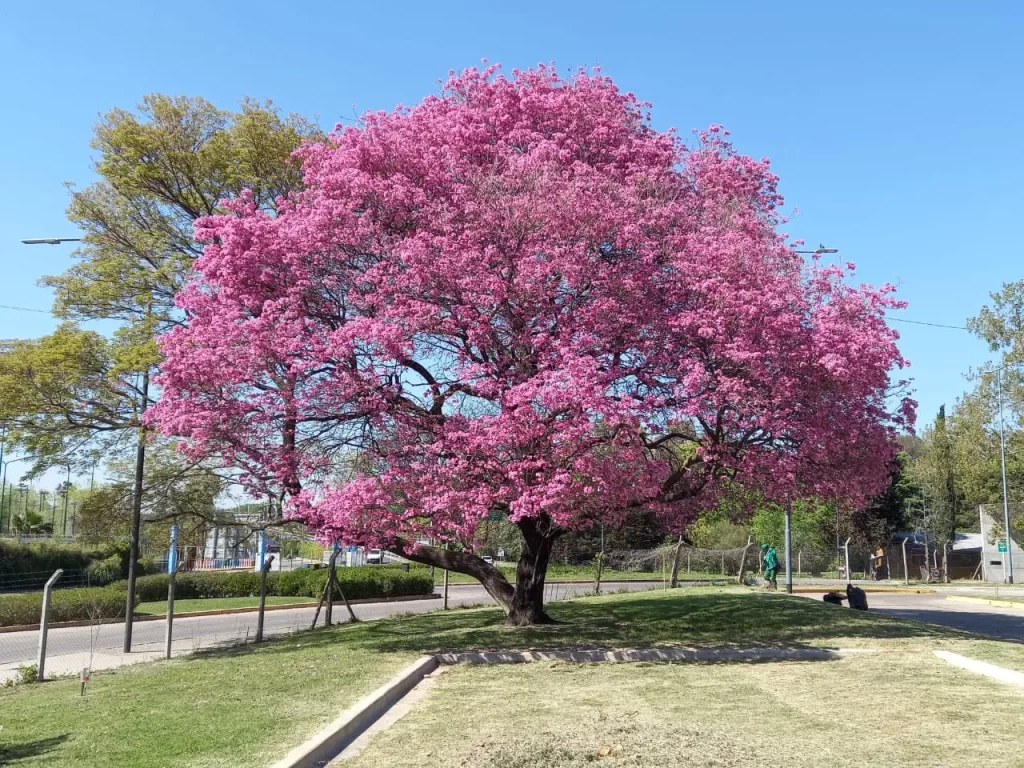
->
[0,425,6,531]
[123,370,150,653]
[62,466,71,535]
[996,367,1015,584]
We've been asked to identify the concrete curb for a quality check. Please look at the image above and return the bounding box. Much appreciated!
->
[934,650,1024,687]
[946,595,1024,610]
[268,655,438,768]
[0,593,440,634]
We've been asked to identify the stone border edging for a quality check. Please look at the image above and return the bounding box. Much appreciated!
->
[0,593,439,634]
[934,650,1024,687]
[270,645,871,767]
[268,655,439,768]
[435,646,875,665]
[946,594,1024,610]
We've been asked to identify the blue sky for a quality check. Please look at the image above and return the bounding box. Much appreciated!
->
[1,0,1022,489]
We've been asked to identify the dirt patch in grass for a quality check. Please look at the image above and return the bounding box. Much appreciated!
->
[351,653,1024,768]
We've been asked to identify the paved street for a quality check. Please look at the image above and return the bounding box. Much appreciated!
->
[860,591,1024,642]
[0,581,658,683]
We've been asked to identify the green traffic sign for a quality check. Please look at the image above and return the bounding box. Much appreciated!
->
[997,539,1008,553]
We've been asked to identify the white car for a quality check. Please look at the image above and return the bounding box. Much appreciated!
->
[366,548,383,565]
[482,555,494,564]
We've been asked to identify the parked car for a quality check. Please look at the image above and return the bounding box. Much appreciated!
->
[366,548,383,565]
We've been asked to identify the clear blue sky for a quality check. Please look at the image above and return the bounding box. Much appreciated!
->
[1,0,1022,476]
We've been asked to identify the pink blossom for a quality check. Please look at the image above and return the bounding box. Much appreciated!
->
[150,64,913,552]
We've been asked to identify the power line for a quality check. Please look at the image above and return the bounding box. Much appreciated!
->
[888,317,970,331]
[0,299,977,332]
[0,304,51,314]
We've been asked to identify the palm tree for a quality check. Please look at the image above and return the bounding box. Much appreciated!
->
[12,510,54,535]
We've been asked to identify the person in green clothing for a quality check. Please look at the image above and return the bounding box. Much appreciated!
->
[761,543,779,590]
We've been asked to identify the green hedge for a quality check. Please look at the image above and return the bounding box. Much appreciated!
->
[84,555,124,587]
[0,585,129,627]
[131,566,434,603]
[0,539,131,588]
[0,566,433,627]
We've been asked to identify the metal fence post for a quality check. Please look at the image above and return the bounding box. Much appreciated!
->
[37,569,63,681]
[325,546,339,627]
[902,538,909,585]
[844,537,853,583]
[164,564,178,660]
[255,555,275,643]
[784,504,793,594]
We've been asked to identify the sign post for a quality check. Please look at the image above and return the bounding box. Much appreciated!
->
[167,524,179,574]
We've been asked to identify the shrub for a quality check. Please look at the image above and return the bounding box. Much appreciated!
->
[84,555,123,587]
[0,565,433,627]
[0,539,130,591]
[0,585,130,627]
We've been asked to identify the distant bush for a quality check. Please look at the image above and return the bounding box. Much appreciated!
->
[0,539,130,591]
[0,584,130,627]
[0,565,433,627]
[131,565,433,603]
[84,555,123,587]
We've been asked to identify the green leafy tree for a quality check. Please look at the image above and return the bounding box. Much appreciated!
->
[7,94,318,648]
[0,325,144,476]
[12,511,54,536]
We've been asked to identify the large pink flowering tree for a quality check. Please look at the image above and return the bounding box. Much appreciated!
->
[152,66,913,625]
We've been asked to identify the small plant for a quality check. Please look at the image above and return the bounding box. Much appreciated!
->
[17,663,39,684]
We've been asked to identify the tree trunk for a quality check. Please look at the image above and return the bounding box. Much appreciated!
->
[736,536,753,584]
[389,516,561,626]
[669,536,685,588]
[390,537,515,609]
[506,517,559,626]
[123,370,149,654]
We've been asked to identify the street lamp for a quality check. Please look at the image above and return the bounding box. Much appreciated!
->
[21,238,82,245]
[794,244,839,255]
[990,364,1021,584]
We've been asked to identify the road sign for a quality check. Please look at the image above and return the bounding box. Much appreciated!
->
[997,539,1008,553]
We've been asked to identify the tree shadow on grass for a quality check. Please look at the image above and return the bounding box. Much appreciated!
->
[193,590,980,666]
[0,734,69,764]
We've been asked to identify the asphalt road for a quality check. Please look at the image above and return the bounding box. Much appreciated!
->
[0,581,657,683]
[859,591,1024,643]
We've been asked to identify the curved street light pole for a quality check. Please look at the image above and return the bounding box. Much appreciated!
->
[994,365,1017,584]
[21,238,82,245]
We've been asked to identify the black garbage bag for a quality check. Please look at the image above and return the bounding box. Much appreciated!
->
[846,583,869,610]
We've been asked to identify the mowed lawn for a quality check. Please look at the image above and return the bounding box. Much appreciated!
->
[134,595,313,616]
[350,653,1024,768]
[2,588,1023,767]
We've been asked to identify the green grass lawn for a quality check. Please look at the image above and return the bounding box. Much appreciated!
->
[134,595,314,616]
[436,565,723,585]
[351,651,1024,768]
[2,588,1022,767]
